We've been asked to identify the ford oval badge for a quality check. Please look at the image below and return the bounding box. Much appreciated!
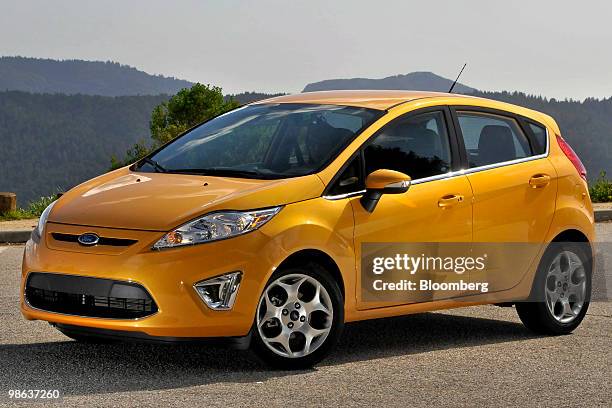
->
[77,233,100,246]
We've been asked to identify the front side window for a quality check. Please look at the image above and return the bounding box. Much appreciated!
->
[138,104,382,179]
[363,111,452,180]
[456,112,532,167]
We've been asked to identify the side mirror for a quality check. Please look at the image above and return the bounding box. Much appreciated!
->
[360,169,411,212]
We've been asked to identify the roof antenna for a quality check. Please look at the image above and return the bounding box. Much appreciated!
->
[448,63,467,93]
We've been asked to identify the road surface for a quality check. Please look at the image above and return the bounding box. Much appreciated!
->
[0,224,610,407]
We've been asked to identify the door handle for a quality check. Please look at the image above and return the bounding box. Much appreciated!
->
[438,194,464,208]
[529,174,551,188]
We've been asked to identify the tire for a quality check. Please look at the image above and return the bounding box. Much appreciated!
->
[251,263,344,369]
[516,241,591,335]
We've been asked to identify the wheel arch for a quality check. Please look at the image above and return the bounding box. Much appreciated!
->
[548,228,594,275]
[276,249,345,300]
[551,228,590,243]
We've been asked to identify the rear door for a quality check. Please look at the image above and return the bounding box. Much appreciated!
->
[451,107,557,291]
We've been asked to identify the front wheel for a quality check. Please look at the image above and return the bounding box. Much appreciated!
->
[251,264,344,369]
[516,242,591,335]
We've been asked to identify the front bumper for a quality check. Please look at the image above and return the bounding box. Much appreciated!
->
[53,323,252,349]
[20,222,279,338]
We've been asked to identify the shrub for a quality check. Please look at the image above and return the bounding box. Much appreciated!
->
[0,194,57,221]
[589,171,612,203]
[26,194,58,215]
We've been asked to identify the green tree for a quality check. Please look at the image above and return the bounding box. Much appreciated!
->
[151,83,238,145]
[111,83,239,168]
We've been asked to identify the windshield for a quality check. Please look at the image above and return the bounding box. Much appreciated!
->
[136,103,382,179]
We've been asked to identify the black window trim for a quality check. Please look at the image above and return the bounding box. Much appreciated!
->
[449,106,550,173]
[323,106,461,199]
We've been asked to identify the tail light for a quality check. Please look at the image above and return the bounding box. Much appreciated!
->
[556,134,587,181]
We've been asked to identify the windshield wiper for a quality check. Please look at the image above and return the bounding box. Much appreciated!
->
[140,157,167,173]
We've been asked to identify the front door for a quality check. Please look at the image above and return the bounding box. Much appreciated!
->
[347,109,474,310]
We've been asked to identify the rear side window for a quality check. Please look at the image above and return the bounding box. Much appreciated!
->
[528,122,548,154]
[363,111,452,180]
[456,112,532,168]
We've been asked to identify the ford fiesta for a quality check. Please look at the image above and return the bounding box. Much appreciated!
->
[21,91,594,368]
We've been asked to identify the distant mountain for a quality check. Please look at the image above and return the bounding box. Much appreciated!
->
[303,71,475,94]
[0,62,609,207]
[0,57,193,96]
[0,91,168,205]
[0,89,284,206]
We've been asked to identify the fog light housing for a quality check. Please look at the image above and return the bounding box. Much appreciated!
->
[194,272,242,310]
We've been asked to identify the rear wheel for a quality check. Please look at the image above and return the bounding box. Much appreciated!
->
[516,242,591,334]
[251,264,344,369]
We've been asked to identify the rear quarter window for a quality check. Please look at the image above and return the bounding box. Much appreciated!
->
[528,122,548,154]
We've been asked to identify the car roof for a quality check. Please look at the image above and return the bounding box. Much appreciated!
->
[253,90,472,110]
[252,90,560,133]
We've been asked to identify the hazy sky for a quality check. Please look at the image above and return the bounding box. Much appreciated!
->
[1,0,611,100]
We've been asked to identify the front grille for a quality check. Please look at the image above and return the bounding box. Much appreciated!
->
[51,233,137,247]
[25,273,157,319]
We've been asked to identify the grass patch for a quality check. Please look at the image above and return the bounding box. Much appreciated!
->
[590,171,612,203]
[0,195,57,221]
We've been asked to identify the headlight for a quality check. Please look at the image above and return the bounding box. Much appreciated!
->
[153,207,282,249]
[33,201,57,239]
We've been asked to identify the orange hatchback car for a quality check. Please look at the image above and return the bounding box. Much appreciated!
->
[21,91,594,368]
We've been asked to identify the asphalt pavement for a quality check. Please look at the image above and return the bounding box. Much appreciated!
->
[0,224,610,407]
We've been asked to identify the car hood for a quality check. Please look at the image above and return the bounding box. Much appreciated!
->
[49,168,325,231]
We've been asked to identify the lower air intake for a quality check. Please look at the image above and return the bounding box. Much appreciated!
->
[25,272,157,319]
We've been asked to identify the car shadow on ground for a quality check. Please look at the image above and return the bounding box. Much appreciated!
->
[0,311,537,396]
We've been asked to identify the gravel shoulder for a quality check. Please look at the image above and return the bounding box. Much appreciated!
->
[0,218,38,232]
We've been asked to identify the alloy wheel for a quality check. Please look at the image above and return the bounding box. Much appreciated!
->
[256,274,334,358]
[544,250,587,323]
